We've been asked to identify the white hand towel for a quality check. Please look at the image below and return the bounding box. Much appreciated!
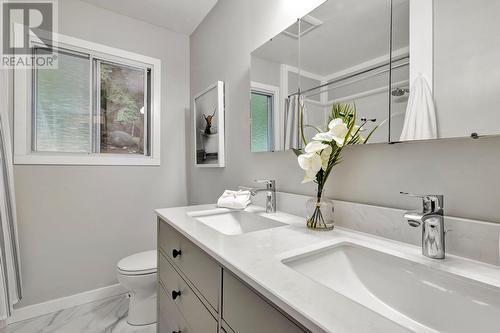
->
[217,190,251,210]
[400,75,438,141]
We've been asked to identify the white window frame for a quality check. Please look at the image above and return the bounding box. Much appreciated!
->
[14,32,162,166]
[250,81,280,152]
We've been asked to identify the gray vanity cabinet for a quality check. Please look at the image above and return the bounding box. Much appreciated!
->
[158,283,194,333]
[157,218,308,333]
[158,253,218,333]
[222,271,306,333]
[158,220,220,310]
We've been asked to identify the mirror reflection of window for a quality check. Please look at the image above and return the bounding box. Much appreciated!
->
[250,82,279,152]
[251,91,273,152]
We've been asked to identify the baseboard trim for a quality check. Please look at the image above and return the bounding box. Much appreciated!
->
[8,284,127,324]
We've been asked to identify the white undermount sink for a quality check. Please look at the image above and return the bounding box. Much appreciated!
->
[283,241,500,333]
[187,209,286,235]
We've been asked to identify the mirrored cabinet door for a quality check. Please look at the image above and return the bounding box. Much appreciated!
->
[250,20,300,152]
[389,0,410,143]
[298,0,393,146]
[250,0,395,152]
[432,0,500,140]
[392,0,500,142]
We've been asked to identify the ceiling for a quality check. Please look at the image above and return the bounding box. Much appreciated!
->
[253,0,409,76]
[81,0,218,35]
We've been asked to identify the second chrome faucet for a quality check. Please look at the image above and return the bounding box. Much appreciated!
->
[239,180,276,213]
[401,192,446,259]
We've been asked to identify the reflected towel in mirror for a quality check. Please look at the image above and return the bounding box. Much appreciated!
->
[284,95,306,150]
[399,75,437,141]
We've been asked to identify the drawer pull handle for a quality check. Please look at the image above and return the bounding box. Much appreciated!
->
[172,290,182,300]
[172,249,182,258]
[172,331,181,333]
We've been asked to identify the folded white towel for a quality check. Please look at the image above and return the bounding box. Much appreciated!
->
[217,190,251,210]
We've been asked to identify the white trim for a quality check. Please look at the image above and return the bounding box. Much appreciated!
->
[7,284,126,324]
[302,80,410,107]
[193,81,225,168]
[279,48,409,86]
[329,79,410,104]
[282,64,324,83]
[13,32,162,166]
[13,153,161,166]
[279,64,288,150]
[250,81,280,151]
[409,0,433,91]
[323,47,409,83]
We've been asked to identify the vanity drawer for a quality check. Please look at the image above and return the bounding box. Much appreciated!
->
[158,219,220,309]
[158,252,218,333]
[158,283,192,333]
[222,271,306,333]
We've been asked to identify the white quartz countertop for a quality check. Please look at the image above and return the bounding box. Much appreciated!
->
[155,204,500,333]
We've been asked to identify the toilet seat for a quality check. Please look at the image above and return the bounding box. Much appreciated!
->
[117,250,157,275]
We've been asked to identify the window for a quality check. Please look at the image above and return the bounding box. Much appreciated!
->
[251,91,273,152]
[250,82,279,152]
[98,61,149,156]
[14,33,161,165]
[33,48,91,153]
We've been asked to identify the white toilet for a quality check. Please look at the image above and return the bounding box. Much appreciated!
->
[117,250,157,326]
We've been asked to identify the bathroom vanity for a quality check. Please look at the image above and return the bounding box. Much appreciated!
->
[157,216,306,333]
[156,203,500,333]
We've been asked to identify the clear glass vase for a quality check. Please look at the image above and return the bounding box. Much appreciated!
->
[306,191,334,230]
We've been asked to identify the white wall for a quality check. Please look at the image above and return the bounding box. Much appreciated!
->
[11,0,189,307]
[434,0,500,138]
[189,0,500,224]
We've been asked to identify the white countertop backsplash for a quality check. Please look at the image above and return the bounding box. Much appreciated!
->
[253,192,500,266]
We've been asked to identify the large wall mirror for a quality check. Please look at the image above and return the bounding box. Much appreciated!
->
[250,0,500,152]
[250,20,299,152]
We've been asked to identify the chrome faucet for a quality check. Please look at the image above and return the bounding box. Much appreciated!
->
[239,180,276,213]
[401,192,445,259]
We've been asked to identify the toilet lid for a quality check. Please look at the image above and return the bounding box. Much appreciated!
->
[117,250,157,275]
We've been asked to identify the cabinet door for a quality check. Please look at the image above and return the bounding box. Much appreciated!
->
[159,252,218,333]
[222,271,306,333]
[158,283,192,333]
[158,219,220,309]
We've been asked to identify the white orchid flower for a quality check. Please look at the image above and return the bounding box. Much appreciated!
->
[301,169,318,184]
[304,141,328,154]
[298,152,322,183]
[298,152,322,172]
[312,131,334,142]
[328,118,349,147]
[320,145,332,170]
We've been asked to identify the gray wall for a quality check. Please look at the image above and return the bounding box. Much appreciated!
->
[250,57,281,87]
[12,0,189,307]
[189,0,500,224]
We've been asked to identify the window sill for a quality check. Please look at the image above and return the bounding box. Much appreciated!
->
[14,153,160,166]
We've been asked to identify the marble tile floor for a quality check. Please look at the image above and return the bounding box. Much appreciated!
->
[0,294,156,333]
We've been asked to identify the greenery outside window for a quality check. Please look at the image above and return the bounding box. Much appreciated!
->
[14,33,161,165]
[250,81,279,152]
[251,91,273,152]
